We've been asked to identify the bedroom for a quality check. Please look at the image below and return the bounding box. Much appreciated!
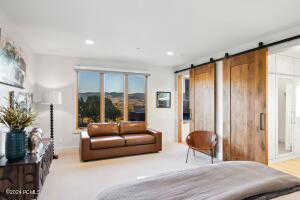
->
[1,0,300,200]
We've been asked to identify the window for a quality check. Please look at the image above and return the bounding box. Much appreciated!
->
[77,71,101,127]
[76,70,147,128]
[105,72,124,122]
[183,79,190,120]
[128,74,146,121]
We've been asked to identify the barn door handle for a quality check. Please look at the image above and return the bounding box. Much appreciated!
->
[259,113,265,131]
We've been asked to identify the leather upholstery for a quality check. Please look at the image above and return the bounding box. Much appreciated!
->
[87,123,119,137]
[186,131,217,150]
[185,131,217,162]
[147,129,162,151]
[80,131,91,161]
[119,121,146,134]
[80,122,162,161]
[90,136,125,150]
[122,134,155,146]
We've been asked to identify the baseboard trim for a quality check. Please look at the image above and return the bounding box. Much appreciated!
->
[269,152,300,164]
[216,152,223,161]
[56,146,79,153]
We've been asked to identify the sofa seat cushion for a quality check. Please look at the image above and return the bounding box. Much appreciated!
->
[122,134,155,146]
[90,136,125,150]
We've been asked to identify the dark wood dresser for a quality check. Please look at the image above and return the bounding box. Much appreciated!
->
[0,139,53,200]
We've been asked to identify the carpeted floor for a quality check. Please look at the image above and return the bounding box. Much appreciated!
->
[38,143,220,200]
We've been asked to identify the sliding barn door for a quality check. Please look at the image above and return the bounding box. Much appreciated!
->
[223,48,268,164]
[190,63,215,132]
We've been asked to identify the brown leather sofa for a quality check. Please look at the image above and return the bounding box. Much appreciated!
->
[80,121,162,161]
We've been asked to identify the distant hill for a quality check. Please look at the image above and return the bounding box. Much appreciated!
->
[128,93,144,99]
[78,92,99,97]
[106,92,123,98]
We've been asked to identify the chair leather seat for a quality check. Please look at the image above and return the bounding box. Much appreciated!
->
[122,134,155,146]
[90,136,125,150]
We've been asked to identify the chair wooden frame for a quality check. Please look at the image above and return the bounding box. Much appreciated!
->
[185,131,217,164]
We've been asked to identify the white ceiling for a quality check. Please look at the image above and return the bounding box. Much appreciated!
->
[1,0,300,68]
[280,45,300,59]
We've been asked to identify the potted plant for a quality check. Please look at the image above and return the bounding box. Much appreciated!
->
[0,100,36,161]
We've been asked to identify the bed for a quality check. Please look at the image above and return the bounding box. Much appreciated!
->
[96,161,300,200]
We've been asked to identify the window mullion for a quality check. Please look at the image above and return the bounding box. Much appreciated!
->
[100,73,105,122]
[145,76,148,126]
[124,74,129,121]
[75,71,79,129]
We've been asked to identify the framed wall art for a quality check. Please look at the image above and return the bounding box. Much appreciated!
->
[0,28,26,89]
[8,90,33,111]
[156,91,171,108]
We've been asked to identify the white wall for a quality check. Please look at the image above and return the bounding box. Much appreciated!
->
[215,61,223,160]
[33,54,176,150]
[0,12,37,156]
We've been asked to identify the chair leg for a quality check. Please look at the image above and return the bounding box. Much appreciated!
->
[211,149,214,164]
[185,147,190,163]
[193,150,195,158]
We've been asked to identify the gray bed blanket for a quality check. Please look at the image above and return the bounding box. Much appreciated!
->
[96,161,300,200]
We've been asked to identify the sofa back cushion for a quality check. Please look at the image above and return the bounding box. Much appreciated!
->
[87,123,119,137]
[119,121,146,134]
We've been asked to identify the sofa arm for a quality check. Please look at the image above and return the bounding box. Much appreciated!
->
[80,131,91,161]
[147,129,162,151]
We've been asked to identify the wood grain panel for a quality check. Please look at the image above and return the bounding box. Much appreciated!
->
[256,48,268,164]
[230,63,256,161]
[223,48,268,164]
[191,63,215,132]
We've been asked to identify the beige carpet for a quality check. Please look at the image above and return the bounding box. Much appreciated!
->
[38,143,220,200]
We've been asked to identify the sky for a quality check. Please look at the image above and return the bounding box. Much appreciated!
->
[78,71,145,93]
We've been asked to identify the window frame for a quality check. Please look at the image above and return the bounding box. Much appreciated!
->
[75,70,148,130]
[182,77,190,122]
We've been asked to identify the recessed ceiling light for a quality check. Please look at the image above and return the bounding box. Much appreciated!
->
[166,51,174,56]
[85,39,95,45]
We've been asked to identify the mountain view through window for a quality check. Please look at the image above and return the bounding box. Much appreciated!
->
[77,71,147,128]
[128,74,146,121]
[78,71,100,127]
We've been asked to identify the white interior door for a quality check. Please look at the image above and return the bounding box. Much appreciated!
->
[293,78,300,153]
[268,74,276,161]
[285,83,294,151]
[277,76,294,156]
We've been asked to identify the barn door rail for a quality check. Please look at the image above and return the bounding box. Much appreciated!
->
[175,34,300,74]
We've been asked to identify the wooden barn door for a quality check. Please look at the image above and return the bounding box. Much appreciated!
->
[190,63,215,132]
[223,48,268,164]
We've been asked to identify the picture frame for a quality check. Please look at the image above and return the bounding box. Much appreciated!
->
[156,91,171,108]
[0,27,26,89]
[8,90,33,111]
